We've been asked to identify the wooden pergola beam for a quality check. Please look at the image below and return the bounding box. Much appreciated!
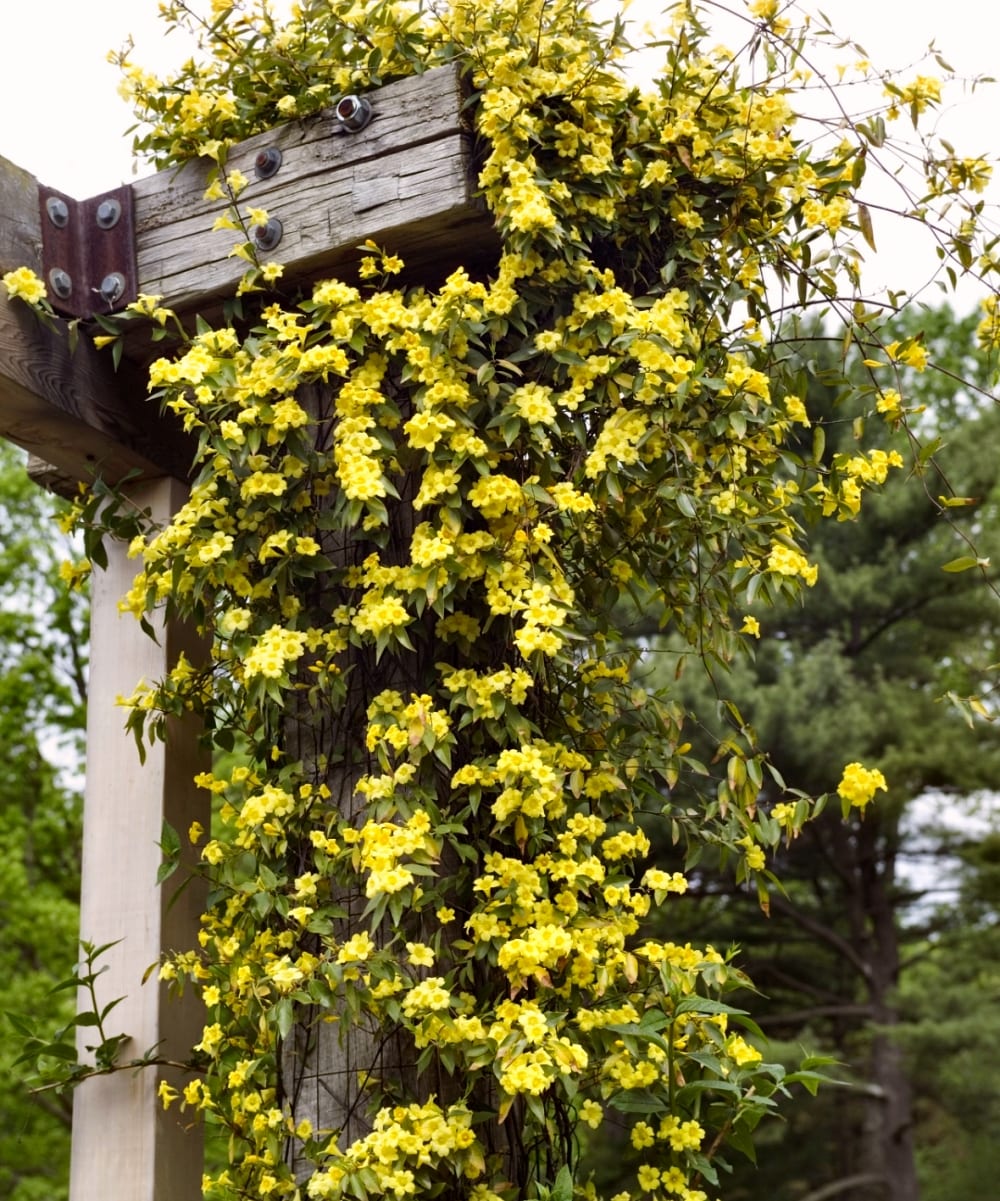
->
[0,156,193,484]
[134,64,494,317]
[1,64,494,488]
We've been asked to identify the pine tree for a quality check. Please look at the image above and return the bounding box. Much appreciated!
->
[637,308,1000,1201]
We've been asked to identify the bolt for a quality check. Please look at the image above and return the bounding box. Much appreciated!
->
[48,268,73,299]
[46,197,70,228]
[253,217,283,253]
[254,147,283,180]
[335,95,372,133]
[95,199,122,230]
[99,272,127,306]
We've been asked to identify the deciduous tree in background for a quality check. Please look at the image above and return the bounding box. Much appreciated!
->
[0,442,87,1201]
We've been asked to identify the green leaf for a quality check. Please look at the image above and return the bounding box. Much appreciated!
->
[607,1090,666,1115]
[6,1011,35,1037]
[552,1165,573,1201]
[941,556,986,573]
[674,996,750,1018]
[37,1042,80,1063]
[275,997,295,1040]
[857,202,877,252]
[157,820,182,884]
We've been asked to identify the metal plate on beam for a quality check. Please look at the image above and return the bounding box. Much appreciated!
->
[38,184,138,320]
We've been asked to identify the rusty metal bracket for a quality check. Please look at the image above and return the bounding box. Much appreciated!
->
[38,184,137,320]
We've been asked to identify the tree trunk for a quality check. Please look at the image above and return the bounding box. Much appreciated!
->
[858,821,920,1201]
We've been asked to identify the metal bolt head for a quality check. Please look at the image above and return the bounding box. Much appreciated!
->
[254,147,283,180]
[48,268,73,299]
[336,95,372,133]
[252,217,284,253]
[46,197,70,228]
[98,272,127,306]
[95,199,122,230]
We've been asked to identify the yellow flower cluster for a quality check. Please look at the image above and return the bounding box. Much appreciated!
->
[307,1101,483,1201]
[243,624,309,680]
[352,810,440,899]
[837,762,889,811]
[77,1,983,1198]
[2,266,47,306]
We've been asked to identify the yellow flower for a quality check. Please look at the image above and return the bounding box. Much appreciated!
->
[784,395,810,426]
[637,1165,660,1191]
[406,942,435,967]
[642,868,688,894]
[727,1034,762,1066]
[895,75,942,115]
[337,931,375,963]
[876,389,903,419]
[749,0,779,19]
[885,339,928,371]
[739,838,766,871]
[3,266,47,305]
[767,542,818,586]
[837,762,888,810]
[226,169,249,196]
[740,615,761,638]
[580,1099,603,1129]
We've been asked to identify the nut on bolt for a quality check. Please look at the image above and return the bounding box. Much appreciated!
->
[48,268,73,299]
[46,197,70,228]
[254,147,283,180]
[95,199,122,230]
[253,217,284,253]
[335,94,373,133]
[99,273,127,306]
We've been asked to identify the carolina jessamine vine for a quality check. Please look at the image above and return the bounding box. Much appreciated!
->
[7,0,996,1199]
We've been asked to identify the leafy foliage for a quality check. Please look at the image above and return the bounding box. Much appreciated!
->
[0,443,87,1201]
[6,2,1000,1201]
[627,307,1000,1201]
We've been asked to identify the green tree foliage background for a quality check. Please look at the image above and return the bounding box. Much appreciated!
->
[0,443,86,1201]
[620,307,1000,1201]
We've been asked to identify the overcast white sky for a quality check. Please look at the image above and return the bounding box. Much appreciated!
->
[3,0,999,302]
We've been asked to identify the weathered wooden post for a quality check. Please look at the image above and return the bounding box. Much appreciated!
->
[0,63,495,1200]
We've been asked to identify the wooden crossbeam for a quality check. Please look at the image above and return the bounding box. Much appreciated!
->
[0,64,495,487]
[0,156,193,485]
[135,64,494,319]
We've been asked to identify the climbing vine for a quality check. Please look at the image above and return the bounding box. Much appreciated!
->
[6,1,997,1199]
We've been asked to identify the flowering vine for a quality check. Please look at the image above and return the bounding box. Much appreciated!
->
[7,1,998,1199]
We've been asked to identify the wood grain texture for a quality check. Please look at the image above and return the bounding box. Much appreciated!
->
[133,63,497,313]
[0,157,195,483]
[0,297,197,481]
[0,153,42,273]
[0,65,496,484]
